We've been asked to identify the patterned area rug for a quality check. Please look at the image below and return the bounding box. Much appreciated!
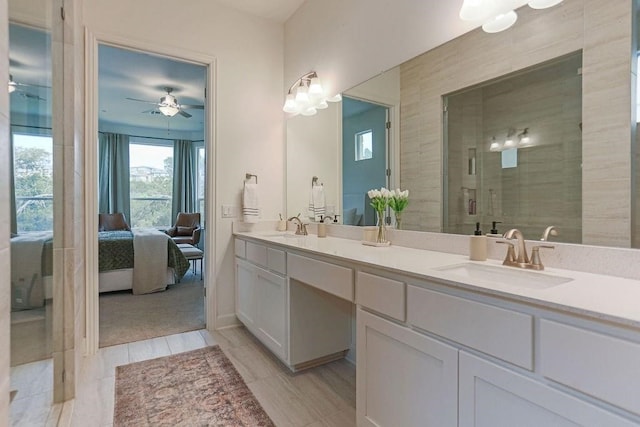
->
[114,346,274,426]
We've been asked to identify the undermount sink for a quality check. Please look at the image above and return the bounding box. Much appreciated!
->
[434,262,573,289]
[261,232,303,239]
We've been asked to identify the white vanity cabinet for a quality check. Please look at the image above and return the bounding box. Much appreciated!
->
[234,237,352,371]
[459,351,637,427]
[356,308,458,426]
[234,243,287,361]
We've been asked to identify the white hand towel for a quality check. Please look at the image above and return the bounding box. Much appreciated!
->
[242,183,260,223]
[308,185,326,221]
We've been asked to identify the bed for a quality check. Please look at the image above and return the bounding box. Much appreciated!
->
[11,230,190,310]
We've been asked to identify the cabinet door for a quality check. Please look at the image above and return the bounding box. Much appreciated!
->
[357,308,458,427]
[459,351,638,427]
[235,258,255,328]
[255,266,287,361]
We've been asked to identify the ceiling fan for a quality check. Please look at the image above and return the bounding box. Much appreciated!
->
[8,74,48,101]
[126,87,204,118]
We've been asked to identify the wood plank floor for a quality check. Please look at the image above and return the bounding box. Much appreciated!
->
[65,327,356,427]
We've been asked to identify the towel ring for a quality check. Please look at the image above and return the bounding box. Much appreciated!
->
[245,173,258,184]
[312,176,319,188]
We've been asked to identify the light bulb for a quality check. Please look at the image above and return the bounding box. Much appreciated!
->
[528,0,563,9]
[482,10,517,33]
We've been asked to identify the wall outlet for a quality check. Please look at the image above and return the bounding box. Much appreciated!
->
[221,205,236,218]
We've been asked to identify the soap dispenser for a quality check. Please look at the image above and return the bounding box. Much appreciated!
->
[469,222,487,261]
[490,221,502,236]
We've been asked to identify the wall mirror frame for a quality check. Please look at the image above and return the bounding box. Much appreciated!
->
[286,0,638,249]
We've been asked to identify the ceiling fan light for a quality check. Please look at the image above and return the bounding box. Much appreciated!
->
[482,10,517,33]
[528,0,563,9]
[159,104,179,117]
[8,83,15,93]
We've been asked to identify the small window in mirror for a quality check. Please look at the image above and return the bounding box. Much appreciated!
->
[501,148,518,169]
[355,130,373,161]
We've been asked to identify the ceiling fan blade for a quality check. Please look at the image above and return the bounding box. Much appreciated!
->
[15,81,50,89]
[141,108,159,114]
[126,97,159,105]
[20,92,46,101]
[178,109,192,118]
[179,104,204,110]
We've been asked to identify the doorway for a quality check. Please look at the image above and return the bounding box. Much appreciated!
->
[342,96,390,226]
[87,38,215,351]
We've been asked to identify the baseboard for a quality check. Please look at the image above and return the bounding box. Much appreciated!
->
[214,314,240,330]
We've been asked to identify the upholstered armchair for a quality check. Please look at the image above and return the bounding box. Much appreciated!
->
[165,212,201,246]
[98,212,131,231]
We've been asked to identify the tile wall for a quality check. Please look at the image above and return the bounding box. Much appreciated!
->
[400,0,635,248]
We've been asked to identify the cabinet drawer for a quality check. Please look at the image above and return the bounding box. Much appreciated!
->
[356,272,405,321]
[234,238,246,258]
[407,285,533,369]
[288,253,353,301]
[246,241,267,267]
[540,319,640,416]
[267,247,286,275]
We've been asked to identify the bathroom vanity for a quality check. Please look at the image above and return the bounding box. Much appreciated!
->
[234,231,640,426]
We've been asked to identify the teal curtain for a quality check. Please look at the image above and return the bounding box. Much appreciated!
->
[9,133,17,235]
[98,132,130,222]
[171,139,196,221]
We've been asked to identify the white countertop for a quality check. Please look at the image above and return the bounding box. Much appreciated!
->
[234,231,640,330]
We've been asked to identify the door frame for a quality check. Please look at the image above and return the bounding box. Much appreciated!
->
[84,29,217,354]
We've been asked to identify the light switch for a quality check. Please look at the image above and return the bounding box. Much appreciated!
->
[222,205,236,218]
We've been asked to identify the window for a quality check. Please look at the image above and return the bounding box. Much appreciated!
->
[355,130,373,161]
[197,147,206,217]
[13,133,53,232]
[129,142,173,227]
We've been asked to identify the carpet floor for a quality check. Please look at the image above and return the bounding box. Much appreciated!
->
[100,274,205,348]
[114,345,274,426]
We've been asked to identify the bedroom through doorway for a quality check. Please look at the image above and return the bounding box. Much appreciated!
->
[95,43,209,348]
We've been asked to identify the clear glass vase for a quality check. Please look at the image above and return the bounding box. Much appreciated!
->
[395,211,403,230]
[376,210,387,243]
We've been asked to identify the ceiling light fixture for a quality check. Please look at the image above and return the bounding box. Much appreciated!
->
[283,71,341,116]
[158,93,180,117]
[482,10,518,33]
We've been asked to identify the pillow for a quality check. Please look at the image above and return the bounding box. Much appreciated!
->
[176,226,194,236]
[343,208,357,225]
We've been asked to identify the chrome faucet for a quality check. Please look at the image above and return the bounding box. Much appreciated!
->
[288,215,308,235]
[497,228,554,270]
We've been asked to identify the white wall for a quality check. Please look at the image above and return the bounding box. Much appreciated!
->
[83,0,285,327]
[286,102,341,220]
[284,0,529,96]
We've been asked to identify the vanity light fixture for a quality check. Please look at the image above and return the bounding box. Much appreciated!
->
[283,71,340,116]
[482,10,518,33]
[503,128,516,148]
[459,0,563,34]
[489,136,502,152]
[518,128,531,145]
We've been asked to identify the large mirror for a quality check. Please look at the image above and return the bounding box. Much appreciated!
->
[286,1,638,248]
